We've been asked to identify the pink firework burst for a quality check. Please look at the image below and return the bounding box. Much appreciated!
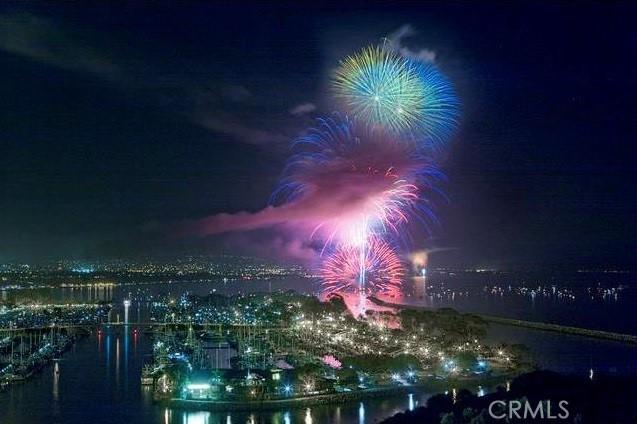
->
[309,167,420,253]
[272,115,442,251]
[320,237,405,297]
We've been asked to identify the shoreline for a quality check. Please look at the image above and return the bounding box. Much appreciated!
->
[159,374,518,412]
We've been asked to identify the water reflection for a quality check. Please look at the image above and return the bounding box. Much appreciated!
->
[3,279,635,424]
[8,274,636,334]
[0,328,506,424]
[115,336,120,385]
[105,333,110,370]
[52,361,60,401]
[53,330,440,424]
[0,329,527,424]
[124,330,129,384]
[183,411,210,424]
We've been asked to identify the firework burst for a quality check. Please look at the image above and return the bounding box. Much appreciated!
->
[320,237,405,297]
[272,115,443,250]
[333,43,459,149]
[411,59,459,148]
[188,40,459,305]
[333,45,424,134]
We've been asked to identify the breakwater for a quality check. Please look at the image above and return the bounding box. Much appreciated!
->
[369,297,637,344]
[478,314,637,344]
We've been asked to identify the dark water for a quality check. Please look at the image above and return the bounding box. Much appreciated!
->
[400,276,637,335]
[400,276,637,376]
[2,276,637,423]
[412,290,637,335]
[5,277,637,375]
[0,329,431,424]
[486,323,637,375]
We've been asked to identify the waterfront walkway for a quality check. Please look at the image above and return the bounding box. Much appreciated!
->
[162,375,510,412]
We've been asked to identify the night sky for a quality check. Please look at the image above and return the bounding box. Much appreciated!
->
[1,1,636,267]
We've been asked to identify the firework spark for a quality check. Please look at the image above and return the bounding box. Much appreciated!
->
[333,44,459,148]
[184,39,460,305]
[273,115,442,250]
[333,45,424,134]
[320,237,405,297]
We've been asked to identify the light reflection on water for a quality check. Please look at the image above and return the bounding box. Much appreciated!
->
[6,275,637,334]
[6,274,636,331]
[2,278,637,423]
[171,404,372,424]
[164,399,419,424]
[182,411,209,424]
[0,329,430,424]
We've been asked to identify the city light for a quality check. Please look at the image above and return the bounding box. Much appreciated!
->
[186,383,211,390]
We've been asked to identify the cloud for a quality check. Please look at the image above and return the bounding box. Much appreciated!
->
[239,232,318,263]
[0,13,120,78]
[204,229,319,264]
[387,24,436,64]
[187,173,395,237]
[268,235,316,262]
[289,102,316,116]
[221,84,252,102]
[183,172,399,237]
[196,115,289,145]
[179,136,438,245]
[0,12,299,147]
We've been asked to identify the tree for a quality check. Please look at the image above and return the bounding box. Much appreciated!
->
[426,393,454,416]
[336,367,358,385]
[463,407,477,421]
[440,412,456,424]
